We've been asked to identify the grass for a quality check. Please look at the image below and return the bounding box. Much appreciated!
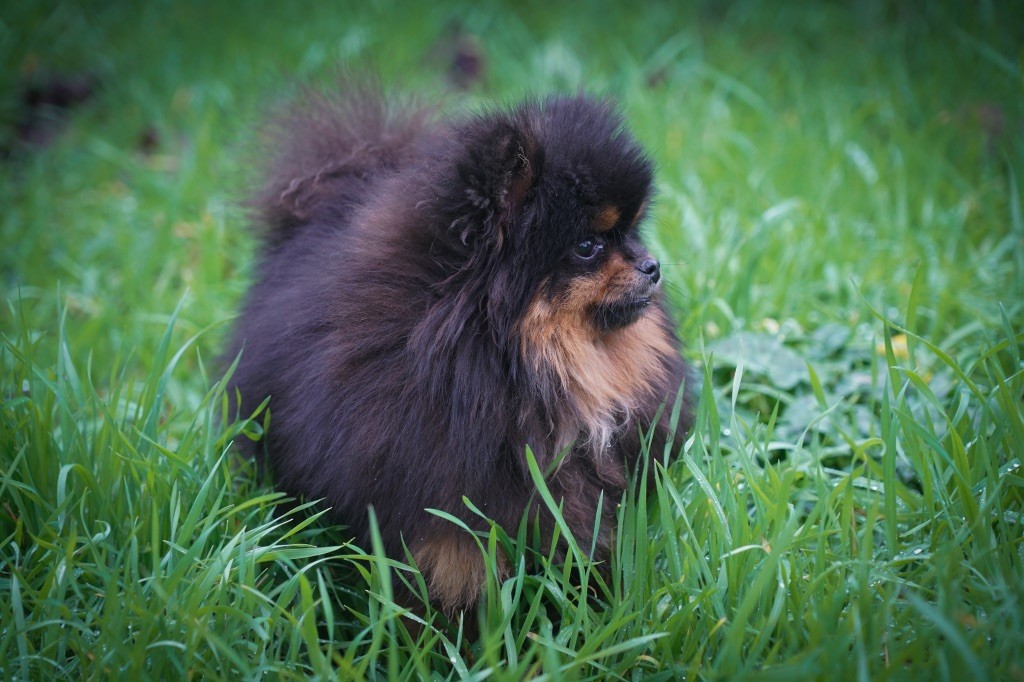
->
[2,0,1023,678]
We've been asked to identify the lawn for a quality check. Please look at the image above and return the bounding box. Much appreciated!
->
[2,0,1022,678]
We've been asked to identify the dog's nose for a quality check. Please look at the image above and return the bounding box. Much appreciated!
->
[637,257,660,284]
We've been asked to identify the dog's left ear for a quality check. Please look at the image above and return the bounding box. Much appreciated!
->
[443,118,539,249]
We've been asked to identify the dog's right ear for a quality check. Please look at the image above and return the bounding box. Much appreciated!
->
[439,117,540,250]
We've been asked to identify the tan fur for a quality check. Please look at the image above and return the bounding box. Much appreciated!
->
[594,205,621,232]
[519,255,676,455]
[413,532,501,613]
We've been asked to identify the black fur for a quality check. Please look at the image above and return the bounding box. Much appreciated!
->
[225,80,694,612]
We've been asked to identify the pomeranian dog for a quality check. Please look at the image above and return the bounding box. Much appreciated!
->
[225,80,694,613]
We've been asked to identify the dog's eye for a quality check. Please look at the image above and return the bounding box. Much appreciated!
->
[573,237,603,260]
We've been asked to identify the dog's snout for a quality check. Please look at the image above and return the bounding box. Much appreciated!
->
[637,257,660,284]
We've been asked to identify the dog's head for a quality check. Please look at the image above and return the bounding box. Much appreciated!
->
[431,95,661,340]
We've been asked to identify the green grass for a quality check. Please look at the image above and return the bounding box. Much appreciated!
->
[2,0,1023,678]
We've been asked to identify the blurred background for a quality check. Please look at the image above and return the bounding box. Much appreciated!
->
[3,1,1021,360]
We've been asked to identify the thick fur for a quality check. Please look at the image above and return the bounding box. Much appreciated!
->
[225,81,695,612]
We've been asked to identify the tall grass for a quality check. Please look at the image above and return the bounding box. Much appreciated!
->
[2,0,1022,678]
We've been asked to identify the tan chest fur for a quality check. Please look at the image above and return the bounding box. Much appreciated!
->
[520,290,675,455]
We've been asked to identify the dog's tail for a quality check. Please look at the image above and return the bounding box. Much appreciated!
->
[250,77,434,243]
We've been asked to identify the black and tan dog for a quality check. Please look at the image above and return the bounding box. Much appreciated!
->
[225,81,694,613]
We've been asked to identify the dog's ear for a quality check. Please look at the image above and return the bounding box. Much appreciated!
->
[442,117,539,250]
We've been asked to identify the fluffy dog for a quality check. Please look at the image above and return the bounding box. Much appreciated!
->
[225,81,694,612]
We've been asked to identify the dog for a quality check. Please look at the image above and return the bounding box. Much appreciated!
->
[224,80,695,613]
